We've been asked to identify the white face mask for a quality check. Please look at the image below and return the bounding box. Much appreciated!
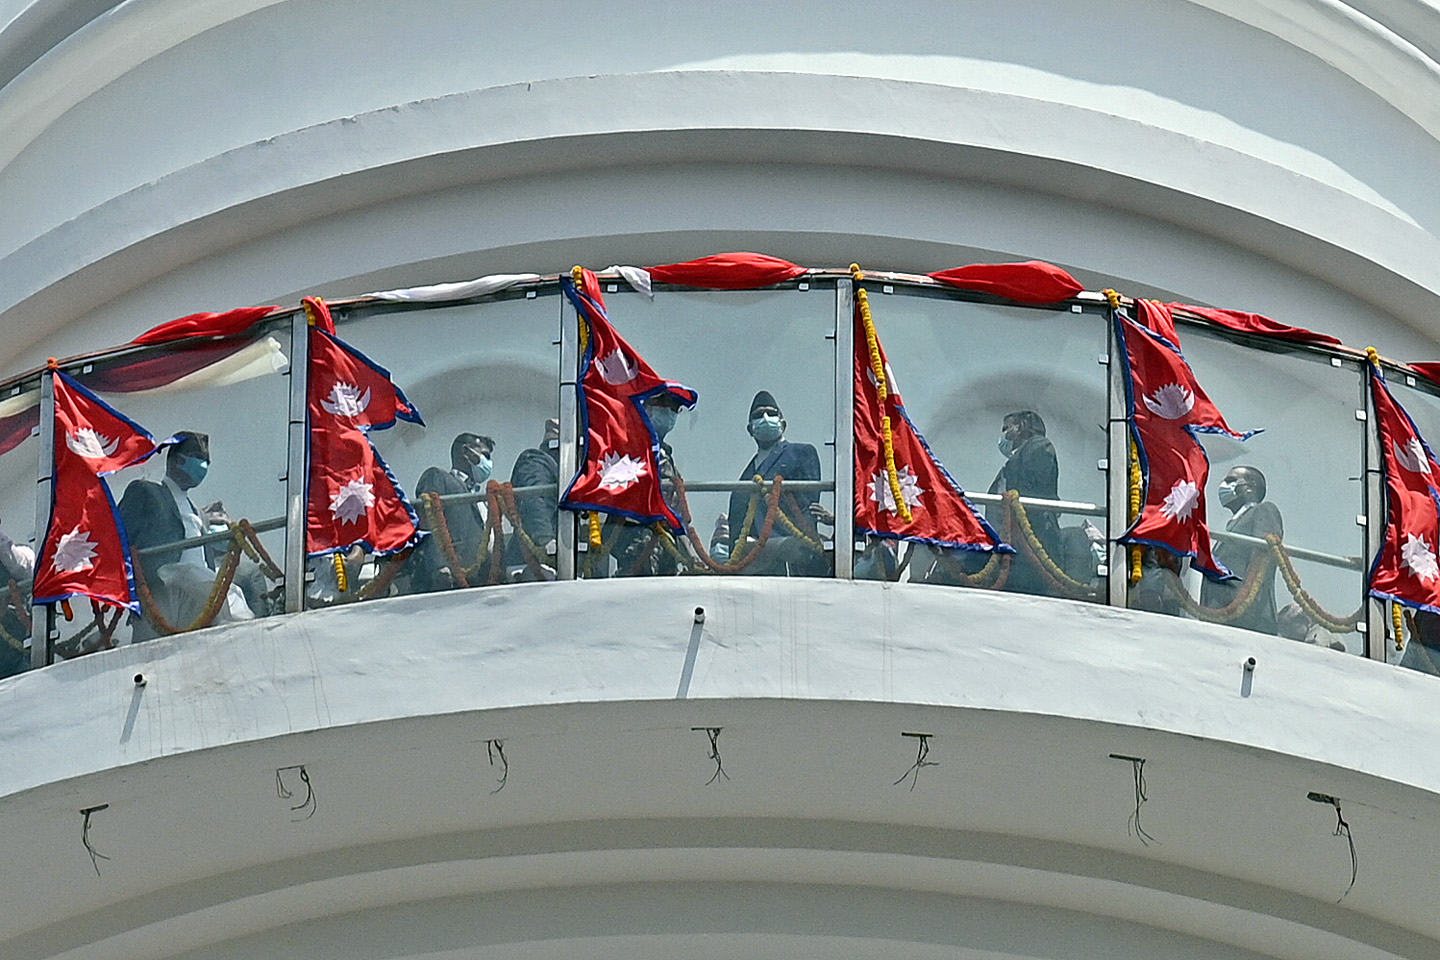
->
[997,434,1015,457]
[469,455,493,484]
[1217,480,1239,507]
[750,414,783,444]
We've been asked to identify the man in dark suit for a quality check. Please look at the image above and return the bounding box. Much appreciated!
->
[988,409,1062,595]
[1201,465,1282,634]
[411,432,494,591]
[506,417,560,580]
[728,391,828,576]
[118,431,255,637]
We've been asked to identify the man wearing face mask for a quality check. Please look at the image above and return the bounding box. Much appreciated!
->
[411,432,495,591]
[118,430,256,638]
[507,417,561,579]
[602,393,692,577]
[727,391,827,576]
[986,410,1061,595]
[1200,465,1282,634]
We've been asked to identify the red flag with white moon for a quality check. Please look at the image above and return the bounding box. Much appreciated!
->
[1367,356,1440,612]
[34,370,163,611]
[853,301,1009,553]
[561,269,697,531]
[306,326,425,557]
[1116,300,1257,578]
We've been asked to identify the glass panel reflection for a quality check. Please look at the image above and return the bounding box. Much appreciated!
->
[855,287,1108,600]
[330,293,561,601]
[0,380,38,673]
[1138,326,1365,652]
[585,284,836,578]
[90,330,292,641]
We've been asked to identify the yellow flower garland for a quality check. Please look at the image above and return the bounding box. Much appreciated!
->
[850,263,911,523]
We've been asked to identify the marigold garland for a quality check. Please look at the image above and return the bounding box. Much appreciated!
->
[1161,551,1272,624]
[134,534,245,635]
[9,578,30,632]
[1005,491,1102,600]
[1266,534,1361,634]
[674,473,785,574]
[420,491,471,589]
[1393,600,1406,652]
[1127,435,1143,584]
[851,263,911,524]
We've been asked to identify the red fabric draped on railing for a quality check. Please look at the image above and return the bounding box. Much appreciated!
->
[1167,303,1341,346]
[131,306,280,345]
[647,252,807,289]
[926,261,1083,304]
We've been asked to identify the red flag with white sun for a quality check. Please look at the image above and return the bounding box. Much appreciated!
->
[306,315,425,559]
[34,370,164,611]
[1116,300,1256,579]
[560,268,697,531]
[1367,355,1440,612]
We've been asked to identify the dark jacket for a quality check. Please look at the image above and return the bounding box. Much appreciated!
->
[412,467,486,590]
[118,479,188,589]
[508,446,560,562]
[989,435,1061,552]
[728,438,822,549]
[1201,500,1283,634]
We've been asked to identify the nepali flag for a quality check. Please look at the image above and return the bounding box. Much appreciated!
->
[306,325,425,557]
[1366,356,1440,612]
[34,370,164,611]
[1116,300,1257,578]
[561,269,697,531]
[853,301,1009,553]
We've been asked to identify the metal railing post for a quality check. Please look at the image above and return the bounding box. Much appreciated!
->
[1105,309,1129,610]
[283,311,310,614]
[30,369,54,668]
[1362,360,1386,659]
[833,279,855,579]
[556,291,577,580]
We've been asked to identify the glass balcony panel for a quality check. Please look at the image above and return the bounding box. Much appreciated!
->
[1380,373,1440,672]
[1137,327,1365,652]
[330,293,561,601]
[84,329,292,642]
[0,379,39,673]
[583,283,837,579]
[854,287,1108,601]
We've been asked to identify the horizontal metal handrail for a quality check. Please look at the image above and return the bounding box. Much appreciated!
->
[132,515,286,559]
[1210,529,1364,571]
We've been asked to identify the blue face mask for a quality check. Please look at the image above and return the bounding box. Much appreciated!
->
[750,415,783,445]
[997,434,1015,457]
[172,453,209,488]
[649,407,678,438]
[469,455,493,485]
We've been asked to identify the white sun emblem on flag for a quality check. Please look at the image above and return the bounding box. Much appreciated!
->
[1159,479,1200,521]
[871,465,923,514]
[1394,438,1432,475]
[320,382,371,418]
[1402,532,1439,583]
[65,428,119,460]
[330,478,375,524]
[598,451,647,491]
[1143,383,1195,420]
[52,526,98,573]
[596,349,638,385]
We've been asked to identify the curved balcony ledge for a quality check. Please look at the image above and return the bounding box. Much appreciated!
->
[5,577,1436,805]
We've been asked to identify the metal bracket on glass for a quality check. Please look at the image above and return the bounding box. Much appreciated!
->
[1354,410,1367,421]
[1097,458,1108,471]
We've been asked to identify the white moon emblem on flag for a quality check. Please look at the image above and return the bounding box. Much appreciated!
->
[1143,383,1195,420]
[330,478,375,524]
[52,526,98,573]
[1402,532,1439,583]
[871,465,923,514]
[598,451,647,491]
[66,428,119,460]
[321,383,371,418]
[1394,438,1432,475]
[1159,479,1200,521]
[596,349,638,385]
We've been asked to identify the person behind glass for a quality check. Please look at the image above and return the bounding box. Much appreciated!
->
[506,417,560,580]
[0,517,32,676]
[727,391,827,576]
[988,410,1061,595]
[1200,465,1282,634]
[118,431,256,639]
[605,394,691,576]
[411,432,494,591]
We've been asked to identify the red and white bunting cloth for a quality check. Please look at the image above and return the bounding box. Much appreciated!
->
[1167,303,1341,347]
[363,273,541,303]
[1117,300,1257,578]
[647,252,807,290]
[561,269,697,531]
[33,371,163,611]
[306,324,424,558]
[131,306,280,345]
[927,261,1083,305]
[1367,357,1440,612]
[853,304,1010,553]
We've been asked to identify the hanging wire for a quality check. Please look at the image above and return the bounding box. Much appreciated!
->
[693,727,729,784]
[80,804,111,877]
[276,764,318,821]
[1110,754,1158,845]
[486,738,509,794]
[893,732,938,790]
[1308,792,1358,901]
